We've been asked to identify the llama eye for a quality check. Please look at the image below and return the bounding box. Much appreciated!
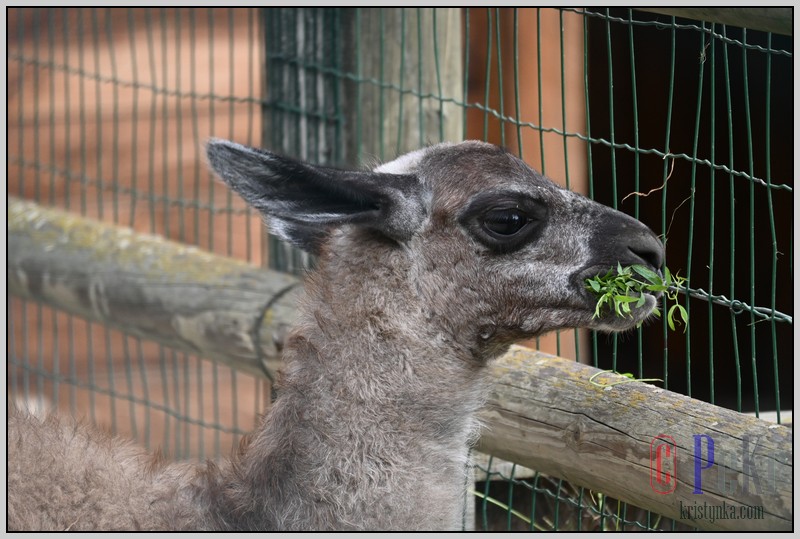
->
[483,209,530,236]
[459,191,548,253]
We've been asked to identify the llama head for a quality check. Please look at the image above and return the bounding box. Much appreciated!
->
[207,139,664,357]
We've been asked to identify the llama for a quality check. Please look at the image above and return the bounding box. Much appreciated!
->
[8,140,664,530]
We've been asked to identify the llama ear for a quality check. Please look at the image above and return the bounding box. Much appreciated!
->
[205,139,429,255]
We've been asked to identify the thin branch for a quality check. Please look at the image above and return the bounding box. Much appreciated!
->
[621,153,675,204]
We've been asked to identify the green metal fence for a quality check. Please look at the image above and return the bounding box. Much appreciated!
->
[8,6,268,462]
[7,7,792,531]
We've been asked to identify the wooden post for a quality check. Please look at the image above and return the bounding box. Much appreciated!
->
[341,8,464,164]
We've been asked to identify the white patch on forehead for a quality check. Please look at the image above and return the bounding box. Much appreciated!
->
[374,147,431,174]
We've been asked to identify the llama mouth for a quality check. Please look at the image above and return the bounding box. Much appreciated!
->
[574,264,664,308]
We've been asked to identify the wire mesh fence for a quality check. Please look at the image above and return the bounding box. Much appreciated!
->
[8,6,268,462]
[7,7,793,531]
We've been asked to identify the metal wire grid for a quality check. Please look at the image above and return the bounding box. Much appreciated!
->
[577,9,792,418]
[8,7,268,461]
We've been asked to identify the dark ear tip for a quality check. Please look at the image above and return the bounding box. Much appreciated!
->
[205,139,280,168]
[204,138,229,170]
[205,138,237,161]
[205,139,267,179]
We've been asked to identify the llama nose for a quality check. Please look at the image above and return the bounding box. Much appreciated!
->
[626,230,665,271]
[594,210,665,271]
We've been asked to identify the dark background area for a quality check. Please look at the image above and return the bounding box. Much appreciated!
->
[586,9,793,414]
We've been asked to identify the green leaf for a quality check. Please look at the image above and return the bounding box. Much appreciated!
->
[584,263,688,332]
[594,295,608,318]
[645,283,667,292]
[667,304,680,331]
[632,264,661,284]
[676,304,689,332]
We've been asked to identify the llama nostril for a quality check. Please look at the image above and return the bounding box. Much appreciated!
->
[593,210,665,274]
[628,234,665,271]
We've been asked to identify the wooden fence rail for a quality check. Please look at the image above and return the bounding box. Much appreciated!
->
[8,196,300,379]
[8,197,792,531]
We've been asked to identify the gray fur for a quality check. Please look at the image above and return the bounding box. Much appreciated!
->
[8,140,664,531]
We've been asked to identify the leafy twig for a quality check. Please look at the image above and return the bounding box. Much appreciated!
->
[585,264,688,332]
[588,369,663,389]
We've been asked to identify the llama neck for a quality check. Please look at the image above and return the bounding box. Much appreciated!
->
[290,240,491,421]
[229,240,491,530]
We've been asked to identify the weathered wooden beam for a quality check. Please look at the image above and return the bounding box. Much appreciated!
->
[636,8,792,36]
[478,347,792,531]
[8,197,302,379]
[9,197,791,530]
